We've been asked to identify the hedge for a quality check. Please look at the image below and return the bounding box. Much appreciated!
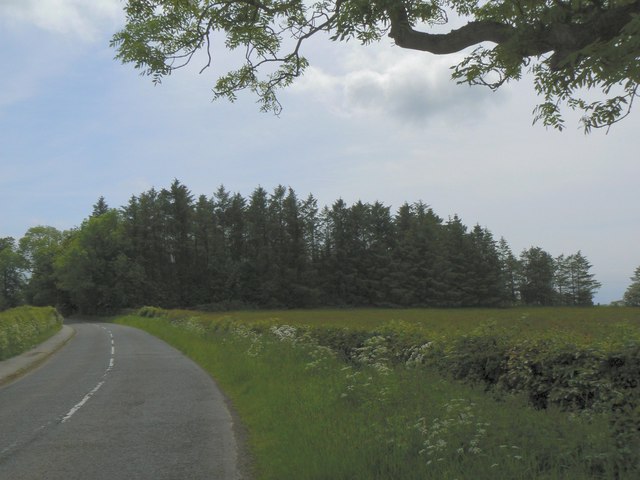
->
[0,306,63,361]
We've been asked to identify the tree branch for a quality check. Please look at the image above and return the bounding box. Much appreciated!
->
[388,0,640,60]
[388,5,513,54]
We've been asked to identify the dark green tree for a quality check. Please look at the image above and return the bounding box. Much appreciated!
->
[244,186,272,305]
[467,225,503,307]
[160,180,196,306]
[566,251,601,305]
[192,194,217,304]
[519,247,556,306]
[390,202,443,306]
[623,265,640,306]
[112,0,640,130]
[439,215,474,307]
[497,237,520,305]
[91,196,110,217]
[364,201,395,305]
[121,188,168,306]
[0,237,25,310]
[55,211,143,314]
[18,226,67,308]
[319,199,350,305]
[554,252,601,305]
[554,254,572,304]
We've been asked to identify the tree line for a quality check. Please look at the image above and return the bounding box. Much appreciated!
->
[1,180,605,314]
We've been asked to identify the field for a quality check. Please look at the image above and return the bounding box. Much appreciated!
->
[116,307,640,479]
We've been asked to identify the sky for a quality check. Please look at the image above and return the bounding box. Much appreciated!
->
[1,0,638,304]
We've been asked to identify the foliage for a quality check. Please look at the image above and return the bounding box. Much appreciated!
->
[117,310,637,478]
[10,181,604,313]
[0,237,26,311]
[54,210,144,314]
[18,181,602,312]
[554,251,602,306]
[0,306,63,361]
[18,226,69,311]
[112,0,640,130]
[623,265,640,306]
[138,306,640,412]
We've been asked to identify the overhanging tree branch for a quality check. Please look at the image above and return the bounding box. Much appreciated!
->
[112,0,640,131]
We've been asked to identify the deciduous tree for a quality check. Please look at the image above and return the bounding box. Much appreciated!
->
[18,226,66,308]
[112,0,640,131]
[0,238,25,310]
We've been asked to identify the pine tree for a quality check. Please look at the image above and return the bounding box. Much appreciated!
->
[564,251,601,306]
[553,254,571,305]
[244,186,271,305]
[497,237,520,305]
[519,247,556,306]
[467,225,503,307]
[91,196,109,217]
[623,266,640,307]
[319,199,350,305]
[440,215,473,307]
[160,180,196,306]
[121,188,166,306]
[390,202,442,307]
[192,194,216,304]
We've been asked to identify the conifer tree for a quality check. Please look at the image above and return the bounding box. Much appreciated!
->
[497,237,520,305]
[564,251,601,306]
[91,196,109,217]
[623,266,640,307]
[519,247,556,306]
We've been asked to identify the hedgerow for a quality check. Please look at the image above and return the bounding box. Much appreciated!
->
[0,306,63,361]
[138,308,639,408]
[138,306,640,469]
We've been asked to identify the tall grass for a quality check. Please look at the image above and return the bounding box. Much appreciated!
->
[144,306,640,346]
[117,313,632,479]
[0,306,63,360]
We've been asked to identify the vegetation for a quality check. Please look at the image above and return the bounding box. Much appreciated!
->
[624,266,640,306]
[0,306,63,361]
[117,306,640,479]
[112,0,640,131]
[3,180,603,314]
[0,237,25,310]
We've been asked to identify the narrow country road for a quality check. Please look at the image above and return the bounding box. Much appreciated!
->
[0,321,241,480]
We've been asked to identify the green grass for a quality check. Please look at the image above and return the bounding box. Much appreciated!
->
[150,306,640,345]
[116,312,635,479]
[0,306,63,360]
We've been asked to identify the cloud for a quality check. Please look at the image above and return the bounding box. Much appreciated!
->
[0,0,122,41]
[293,44,502,125]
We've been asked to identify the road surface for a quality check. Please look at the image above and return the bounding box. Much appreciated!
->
[0,321,241,479]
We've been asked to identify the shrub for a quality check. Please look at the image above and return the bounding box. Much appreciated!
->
[0,306,63,360]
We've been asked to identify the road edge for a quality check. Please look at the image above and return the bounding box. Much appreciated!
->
[0,325,76,388]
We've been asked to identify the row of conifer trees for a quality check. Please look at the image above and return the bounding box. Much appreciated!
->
[2,180,601,313]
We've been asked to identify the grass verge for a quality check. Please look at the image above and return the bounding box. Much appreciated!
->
[116,313,632,479]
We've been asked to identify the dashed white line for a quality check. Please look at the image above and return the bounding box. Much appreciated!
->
[61,380,105,423]
[60,326,115,424]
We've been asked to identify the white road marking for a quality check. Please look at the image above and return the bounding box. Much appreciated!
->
[61,381,105,423]
[60,326,115,424]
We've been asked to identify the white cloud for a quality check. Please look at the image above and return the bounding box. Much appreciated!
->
[0,0,122,41]
[292,43,503,125]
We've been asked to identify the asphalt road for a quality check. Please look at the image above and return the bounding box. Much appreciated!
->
[0,321,241,479]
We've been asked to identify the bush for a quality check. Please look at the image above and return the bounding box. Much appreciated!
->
[0,306,63,360]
